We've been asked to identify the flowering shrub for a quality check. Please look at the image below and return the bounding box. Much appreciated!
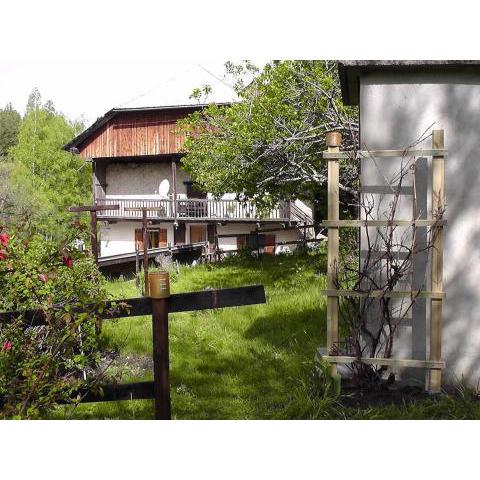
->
[0,225,112,418]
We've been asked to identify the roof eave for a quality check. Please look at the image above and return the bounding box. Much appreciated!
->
[337,60,480,106]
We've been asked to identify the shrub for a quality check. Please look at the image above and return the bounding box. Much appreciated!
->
[0,225,112,418]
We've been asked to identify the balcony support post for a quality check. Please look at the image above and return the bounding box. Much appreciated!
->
[171,159,177,222]
[142,210,150,296]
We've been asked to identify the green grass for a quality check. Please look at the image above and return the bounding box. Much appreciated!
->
[52,249,480,420]
[55,250,328,419]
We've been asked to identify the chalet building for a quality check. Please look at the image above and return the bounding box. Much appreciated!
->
[64,104,313,268]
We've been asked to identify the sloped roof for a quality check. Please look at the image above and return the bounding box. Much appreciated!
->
[338,60,480,105]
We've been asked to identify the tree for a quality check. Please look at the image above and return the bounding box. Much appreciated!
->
[0,103,21,157]
[5,90,90,239]
[179,61,358,219]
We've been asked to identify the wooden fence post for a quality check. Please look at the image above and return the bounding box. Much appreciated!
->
[325,132,342,378]
[149,271,171,420]
[428,129,445,393]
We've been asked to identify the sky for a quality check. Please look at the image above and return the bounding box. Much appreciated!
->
[0,61,241,127]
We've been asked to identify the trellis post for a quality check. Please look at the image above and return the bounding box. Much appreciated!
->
[325,132,342,378]
[428,129,445,393]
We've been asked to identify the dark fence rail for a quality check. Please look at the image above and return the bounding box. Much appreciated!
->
[0,285,266,324]
[1,284,267,418]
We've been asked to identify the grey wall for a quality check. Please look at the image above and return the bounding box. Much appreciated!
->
[360,70,480,385]
[106,161,190,197]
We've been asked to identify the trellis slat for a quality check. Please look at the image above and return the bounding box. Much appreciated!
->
[322,355,446,369]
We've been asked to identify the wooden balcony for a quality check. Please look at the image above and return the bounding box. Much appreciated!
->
[96,198,311,223]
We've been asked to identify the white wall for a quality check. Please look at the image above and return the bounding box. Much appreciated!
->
[360,69,480,385]
[100,221,175,257]
[217,223,300,252]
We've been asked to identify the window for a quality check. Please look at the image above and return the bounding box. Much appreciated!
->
[135,228,167,250]
[237,234,275,253]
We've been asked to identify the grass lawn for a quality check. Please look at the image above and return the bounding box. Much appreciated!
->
[53,248,480,420]
[55,250,328,419]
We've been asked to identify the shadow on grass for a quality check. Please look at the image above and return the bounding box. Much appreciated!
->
[58,251,330,419]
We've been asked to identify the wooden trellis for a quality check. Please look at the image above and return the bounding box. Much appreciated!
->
[321,130,446,393]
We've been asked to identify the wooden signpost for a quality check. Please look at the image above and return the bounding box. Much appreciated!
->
[68,204,119,262]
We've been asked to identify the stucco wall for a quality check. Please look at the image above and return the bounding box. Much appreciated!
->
[105,161,191,199]
[360,69,480,385]
[217,223,300,252]
[100,221,302,257]
[100,221,175,257]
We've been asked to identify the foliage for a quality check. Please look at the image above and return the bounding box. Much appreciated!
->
[3,89,90,239]
[179,60,358,217]
[0,223,111,419]
[0,103,21,158]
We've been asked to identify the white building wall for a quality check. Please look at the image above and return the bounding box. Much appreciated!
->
[100,221,175,257]
[217,223,301,252]
[360,69,480,385]
[100,162,312,257]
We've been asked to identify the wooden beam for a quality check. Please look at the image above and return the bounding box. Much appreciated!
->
[0,285,267,324]
[171,159,177,222]
[325,132,341,373]
[357,149,448,158]
[90,211,99,263]
[69,205,119,212]
[142,210,149,296]
[124,207,166,212]
[322,219,446,228]
[428,129,445,393]
[151,295,171,420]
[79,381,155,403]
[322,355,446,369]
[323,289,445,299]
[322,149,448,160]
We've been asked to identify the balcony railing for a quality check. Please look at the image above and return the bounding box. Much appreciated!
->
[96,198,309,223]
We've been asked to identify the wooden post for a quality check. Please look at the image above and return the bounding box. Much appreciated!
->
[256,224,260,258]
[90,210,99,263]
[135,247,140,275]
[214,223,220,261]
[171,159,177,221]
[428,129,445,393]
[142,210,149,297]
[68,204,119,264]
[325,132,342,377]
[149,271,171,420]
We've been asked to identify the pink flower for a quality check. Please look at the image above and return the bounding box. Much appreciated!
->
[0,249,6,261]
[3,341,12,351]
[0,233,9,247]
[38,273,48,283]
[62,255,73,268]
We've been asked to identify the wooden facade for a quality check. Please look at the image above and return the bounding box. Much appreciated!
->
[77,109,191,159]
